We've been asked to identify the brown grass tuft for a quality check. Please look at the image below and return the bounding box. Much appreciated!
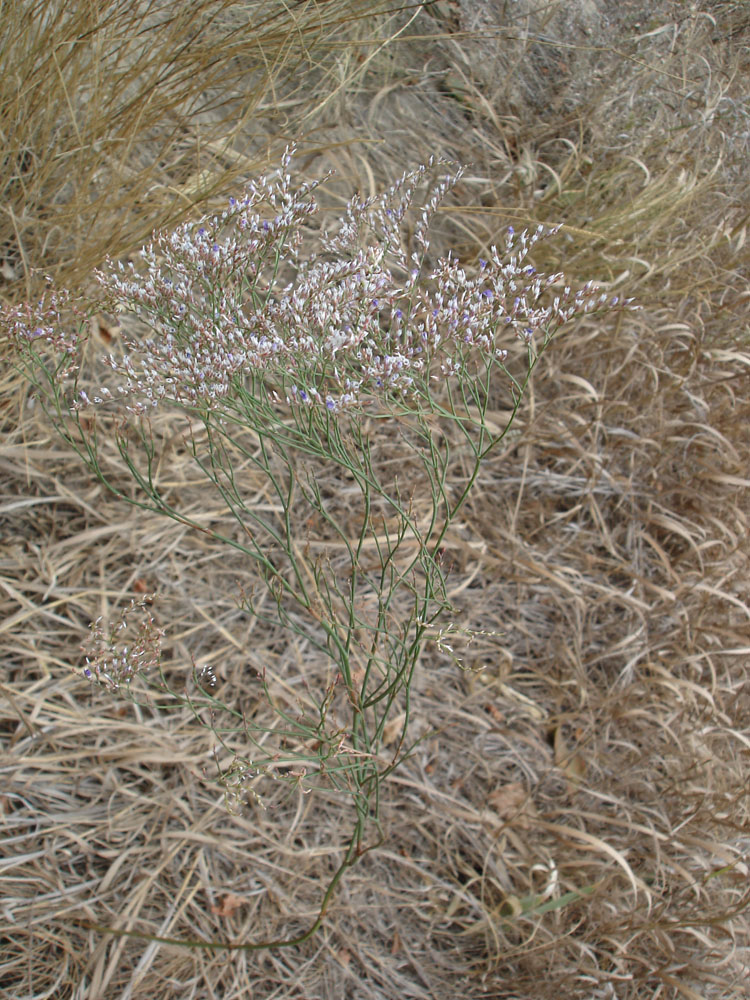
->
[0,0,405,299]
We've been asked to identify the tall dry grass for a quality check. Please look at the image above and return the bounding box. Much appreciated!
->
[2,1,749,997]
[0,0,409,298]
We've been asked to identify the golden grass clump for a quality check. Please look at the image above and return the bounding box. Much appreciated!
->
[2,1,749,997]
[0,0,407,298]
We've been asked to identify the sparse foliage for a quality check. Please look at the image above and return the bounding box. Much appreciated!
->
[7,150,624,949]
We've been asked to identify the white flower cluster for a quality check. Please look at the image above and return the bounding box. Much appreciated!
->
[8,148,626,418]
[2,283,81,379]
[81,596,164,691]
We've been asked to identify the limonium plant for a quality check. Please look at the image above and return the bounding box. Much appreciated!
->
[5,149,626,951]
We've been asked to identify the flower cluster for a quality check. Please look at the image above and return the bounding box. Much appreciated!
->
[81,596,164,691]
[2,283,82,379]
[41,148,626,418]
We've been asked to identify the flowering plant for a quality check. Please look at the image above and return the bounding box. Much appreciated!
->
[5,149,625,950]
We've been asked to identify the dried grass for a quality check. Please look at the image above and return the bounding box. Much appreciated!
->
[2,1,749,997]
[0,0,407,298]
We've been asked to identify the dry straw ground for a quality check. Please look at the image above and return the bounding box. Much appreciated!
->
[2,1,749,998]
